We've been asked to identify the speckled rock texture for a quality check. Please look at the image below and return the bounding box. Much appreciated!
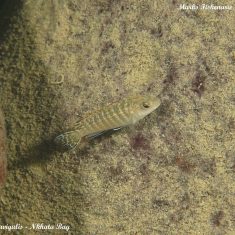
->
[0,0,234,234]
[0,109,7,187]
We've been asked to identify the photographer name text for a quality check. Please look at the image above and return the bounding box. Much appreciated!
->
[179,4,232,10]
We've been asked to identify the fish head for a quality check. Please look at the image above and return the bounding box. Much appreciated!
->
[132,95,161,123]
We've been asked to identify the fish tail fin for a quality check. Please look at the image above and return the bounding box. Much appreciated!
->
[54,130,81,150]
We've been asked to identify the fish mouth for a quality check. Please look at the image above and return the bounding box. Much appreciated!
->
[150,96,161,110]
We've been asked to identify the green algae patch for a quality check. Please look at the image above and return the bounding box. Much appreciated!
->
[0,0,235,234]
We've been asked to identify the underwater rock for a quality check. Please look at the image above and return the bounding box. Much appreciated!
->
[0,109,7,187]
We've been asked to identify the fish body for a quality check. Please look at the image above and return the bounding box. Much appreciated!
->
[54,95,161,150]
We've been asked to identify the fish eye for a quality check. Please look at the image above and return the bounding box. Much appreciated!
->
[142,102,150,108]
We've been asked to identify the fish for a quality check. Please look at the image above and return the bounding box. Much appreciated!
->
[54,95,161,150]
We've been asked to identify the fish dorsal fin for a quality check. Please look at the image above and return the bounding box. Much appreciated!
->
[74,111,93,129]
[74,119,83,129]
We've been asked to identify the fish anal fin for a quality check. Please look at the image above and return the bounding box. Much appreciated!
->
[85,126,126,140]
[85,130,107,140]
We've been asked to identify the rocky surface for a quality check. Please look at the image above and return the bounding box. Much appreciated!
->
[0,0,234,234]
[0,109,7,187]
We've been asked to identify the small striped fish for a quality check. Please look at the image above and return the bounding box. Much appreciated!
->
[54,95,161,150]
